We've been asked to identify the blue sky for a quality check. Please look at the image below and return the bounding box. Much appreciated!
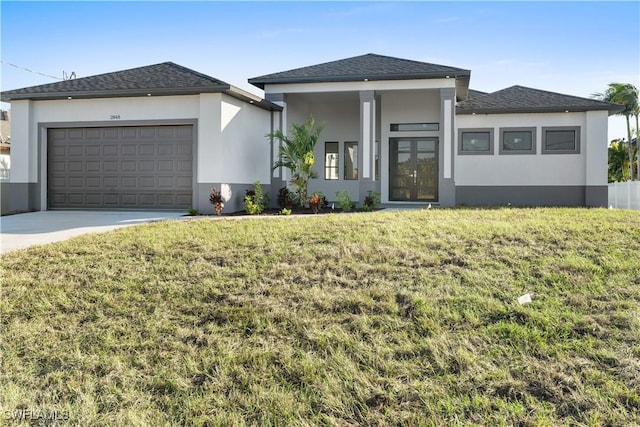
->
[1,1,639,140]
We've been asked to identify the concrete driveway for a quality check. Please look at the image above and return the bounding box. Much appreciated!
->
[0,210,187,254]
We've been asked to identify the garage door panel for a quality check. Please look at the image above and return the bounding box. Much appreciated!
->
[103,161,118,172]
[158,160,173,171]
[139,161,155,171]
[121,161,137,172]
[52,161,66,172]
[68,162,83,172]
[86,145,101,156]
[140,176,155,188]
[86,129,101,139]
[121,177,137,187]
[121,145,137,155]
[103,145,118,156]
[69,129,83,139]
[86,161,100,172]
[140,145,155,155]
[176,176,191,188]
[68,177,84,187]
[86,194,102,205]
[122,128,137,138]
[86,177,101,188]
[48,125,193,209]
[68,146,83,156]
[140,195,155,205]
[68,194,84,205]
[140,128,156,138]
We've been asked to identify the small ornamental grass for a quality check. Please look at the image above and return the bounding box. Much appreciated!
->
[1,208,639,426]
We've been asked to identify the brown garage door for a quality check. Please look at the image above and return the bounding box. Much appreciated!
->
[48,125,193,209]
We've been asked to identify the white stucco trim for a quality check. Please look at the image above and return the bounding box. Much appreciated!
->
[443,99,452,179]
[362,101,371,179]
[264,78,455,95]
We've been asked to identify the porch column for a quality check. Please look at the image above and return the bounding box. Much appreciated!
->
[266,93,287,207]
[439,88,456,206]
[359,90,376,202]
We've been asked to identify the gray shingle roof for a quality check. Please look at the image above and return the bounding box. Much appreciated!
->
[467,89,488,99]
[1,62,281,110]
[456,85,623,115]
[249,53,470,89]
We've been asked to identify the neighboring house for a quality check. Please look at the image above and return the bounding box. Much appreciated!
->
[0,110,10,179]
[0,54,622,214]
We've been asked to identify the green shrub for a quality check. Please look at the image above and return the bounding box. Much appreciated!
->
[280,208,292,215]
[278,187,295,209]
[245,181,269,215]
[187,207,199,216]
[363,191,381,211]
[336,190,353,212]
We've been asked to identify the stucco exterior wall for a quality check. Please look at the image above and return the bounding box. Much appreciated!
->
[7,94,273,212]
[287,93,361,201]
[455,112,590,186]
[217,94,271,184]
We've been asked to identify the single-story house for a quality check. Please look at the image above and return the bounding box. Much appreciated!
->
[0,54,622,214]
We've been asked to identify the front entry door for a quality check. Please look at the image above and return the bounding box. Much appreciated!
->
[389,138,438,201]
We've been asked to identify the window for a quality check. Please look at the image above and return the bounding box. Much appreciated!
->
[458,128,494,155]
[344,141,358,180]
[390,123,439,132]
[325,142,339,180]
[499,127,536,155]
[542,127,580,154]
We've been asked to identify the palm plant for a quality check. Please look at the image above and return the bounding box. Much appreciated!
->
[268,116,324,207]
[594,83,639,180]
[608,139,631,182]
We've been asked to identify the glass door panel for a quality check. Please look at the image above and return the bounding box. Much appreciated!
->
[390,138,438,202]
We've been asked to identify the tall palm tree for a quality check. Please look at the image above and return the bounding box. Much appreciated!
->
[269,115,324,207]
[594,83,639,180]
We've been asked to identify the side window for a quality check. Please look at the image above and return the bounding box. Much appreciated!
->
[344,141,358,180]
[499,127,536,154]
[542,127,580,154]
[325,142,339,180]
[458,128,494,155]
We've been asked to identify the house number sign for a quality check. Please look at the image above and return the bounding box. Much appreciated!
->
[110,115,121,120]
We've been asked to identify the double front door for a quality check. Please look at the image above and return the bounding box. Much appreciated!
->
[389,138,438,202]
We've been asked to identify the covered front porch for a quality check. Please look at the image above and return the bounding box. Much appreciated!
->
[267,86,457,207]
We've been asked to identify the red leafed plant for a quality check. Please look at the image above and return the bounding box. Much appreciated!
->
[209,187,224,216]
[309,193,321,214]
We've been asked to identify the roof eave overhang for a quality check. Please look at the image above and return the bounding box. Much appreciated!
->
[0,85,231,103]
[249,70,471,90]
[456,106,620,115]
[225,86,283,111]
[1,85,282,111]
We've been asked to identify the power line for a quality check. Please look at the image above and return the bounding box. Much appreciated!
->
[1,60,63,81]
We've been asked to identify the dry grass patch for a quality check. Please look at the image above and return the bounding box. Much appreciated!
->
[1,208,639,426]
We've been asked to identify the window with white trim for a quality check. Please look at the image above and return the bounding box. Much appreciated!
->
[344,141,358,180]
[325,142,339,180]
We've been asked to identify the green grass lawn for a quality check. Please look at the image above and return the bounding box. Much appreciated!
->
[1,208,639,426]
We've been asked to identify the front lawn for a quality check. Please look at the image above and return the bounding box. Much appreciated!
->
[1,208,639,426]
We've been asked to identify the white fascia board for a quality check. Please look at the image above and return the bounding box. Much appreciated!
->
[264,79,455,94]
